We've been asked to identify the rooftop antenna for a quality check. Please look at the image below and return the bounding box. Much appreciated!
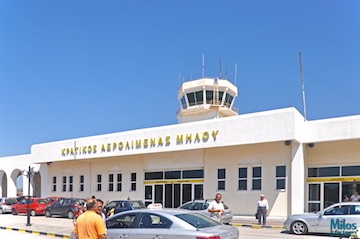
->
[202,54,205,78]
[234,64,238,85]
[299,52,308,121]
[219,58,222,78]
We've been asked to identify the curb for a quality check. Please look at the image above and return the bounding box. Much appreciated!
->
[0,226,70,238]
[231,223,284,229]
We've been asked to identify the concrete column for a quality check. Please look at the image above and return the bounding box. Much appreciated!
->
[290,142,305,214]
[7,171,18,197]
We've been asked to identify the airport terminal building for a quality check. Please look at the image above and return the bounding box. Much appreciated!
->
[1,77,360,217]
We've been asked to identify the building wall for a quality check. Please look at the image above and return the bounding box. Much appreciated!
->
[204,142,291,216]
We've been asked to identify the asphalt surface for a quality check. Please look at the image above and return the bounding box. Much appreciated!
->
[0,213,286,238]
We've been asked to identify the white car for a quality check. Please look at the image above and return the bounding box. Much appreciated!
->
[284,202,360,237]
[178,199,233,224]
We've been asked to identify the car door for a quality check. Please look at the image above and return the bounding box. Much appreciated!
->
[131,212,171,239]
[106,212,137,239]
[316,204,352,235]
[51,199,65,215]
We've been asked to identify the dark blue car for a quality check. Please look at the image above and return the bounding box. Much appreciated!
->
[103,200,145,217]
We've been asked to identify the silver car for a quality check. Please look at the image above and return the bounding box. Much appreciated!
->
[178,199,233,224]
[284,202,360,237]
[105,208,239,239]
[0,197,18,214]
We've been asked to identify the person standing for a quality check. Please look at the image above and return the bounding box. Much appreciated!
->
[257,194,269,225]
[208,193,225,222]
[96,199,106,222]
[350,191,360,202]
[74,198,107,239]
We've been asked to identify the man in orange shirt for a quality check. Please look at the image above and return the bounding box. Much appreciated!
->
[74,198,107,239]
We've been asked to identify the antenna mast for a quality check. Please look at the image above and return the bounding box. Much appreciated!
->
[219,58,222,78]
[202,54,205,78]
[299,52,308,121]
[234,64,238,85]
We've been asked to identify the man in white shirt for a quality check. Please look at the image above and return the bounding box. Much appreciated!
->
[257,194,269,225]
[350,192,360,202]
[208,193,224,222]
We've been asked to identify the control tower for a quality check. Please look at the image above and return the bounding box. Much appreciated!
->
[177,77,238,123]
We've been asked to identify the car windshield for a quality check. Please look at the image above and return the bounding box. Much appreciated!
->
[76,199,86,206]
[5,198,18,205]
[176,213,220,228]
[130,201,145,209]
[180,202,207,210]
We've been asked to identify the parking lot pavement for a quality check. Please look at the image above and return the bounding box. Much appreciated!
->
[0,214,73,238]
[231,215,285,229]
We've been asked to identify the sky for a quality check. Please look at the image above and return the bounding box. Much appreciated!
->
[1,1,359,157]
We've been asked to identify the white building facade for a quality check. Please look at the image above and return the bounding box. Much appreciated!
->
[1,78,360,217]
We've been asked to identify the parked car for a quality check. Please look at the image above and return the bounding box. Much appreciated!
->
[70,208,239,239]
[103,200,146,217]
[284,202,360,236]
[11,198,50,216]
[178,199,233,224]
[46,196,64,204]
[45,197,85,219]
[0,197,18,214]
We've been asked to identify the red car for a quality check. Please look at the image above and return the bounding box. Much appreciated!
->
[12,197,51,216]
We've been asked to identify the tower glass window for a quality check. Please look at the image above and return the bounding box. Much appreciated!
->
[225,93,234,108]
[206,90,213,104]
[181,96,187,109]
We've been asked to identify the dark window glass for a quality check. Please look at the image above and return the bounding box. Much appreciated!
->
[183,170,204,179]
[342,166,360,176]
[218,169,226,179]
[117,183,122,192]
[69,176,73,183]
[97,184,102,191]
[218,181,225,190]
[131,183,136,191]
[80,184,84,192]
[53,177,56,183]
[97,175,102,182]
[187,92,196,106]
[224,93,233,107]
[308,184,320,201]
[308,203,320,213]
[117,174,122,182]
[206,90,213,104]
[239,168,247,178]
[238,180,247,190]
[218,91,224,104]
[131,173,136,181]
[109,184,113,192]
[276,179,285,190]
[145,172,163,180]
[252,179,261,190]
[109,174,114,182]
[80,175,84,183]
[63,176,66,183]
[181,96,187,109]
[195,91,203,104]
[145,186,152,200]
[53,184,56,192]
[276,166,286,177]
[106,213,137,229]
[308,167,340,177]
[165,171,181,179]
[253,167,261,178]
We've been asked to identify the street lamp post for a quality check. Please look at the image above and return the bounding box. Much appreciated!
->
[24,165,34,226]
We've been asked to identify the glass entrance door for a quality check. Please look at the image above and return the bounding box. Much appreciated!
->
[145,183,203,208]
[324,182,339,208]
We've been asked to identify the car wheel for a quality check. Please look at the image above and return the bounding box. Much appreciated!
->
[291,221,308,235]
[30,210,36,216]
[45,210,52,217]
[68,210,74,219]
[12,209,17,215]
